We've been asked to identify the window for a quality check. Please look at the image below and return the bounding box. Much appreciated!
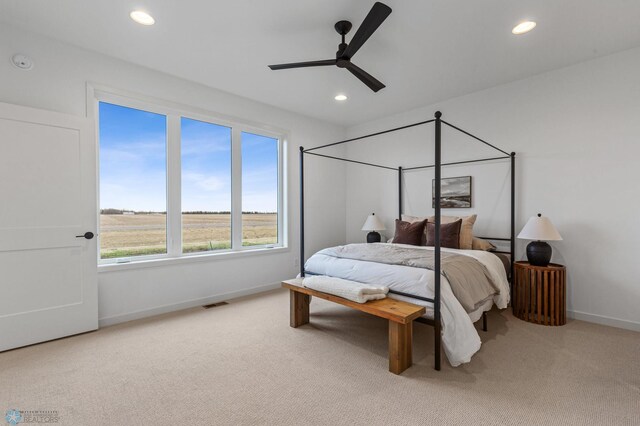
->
[96,93,285,264]
[99,102,167,259]
[181,118,232,253]
[242,132,279,246]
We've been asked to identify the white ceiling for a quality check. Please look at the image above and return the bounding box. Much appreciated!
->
[2,0,640,126]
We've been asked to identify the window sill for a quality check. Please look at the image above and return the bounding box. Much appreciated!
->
[98,245,289,273]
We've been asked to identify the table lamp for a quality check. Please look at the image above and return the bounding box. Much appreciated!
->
[517,213,562,266]
[362,213,385,243]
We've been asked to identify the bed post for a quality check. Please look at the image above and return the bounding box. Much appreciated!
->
[300,146,305,277]
[434,111,442,371]
[510,152,516,291]
[398,166,403,220]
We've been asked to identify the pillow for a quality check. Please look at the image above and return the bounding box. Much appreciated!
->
[401,214,428,245]
[428,214,477,250]
[426,219,462,249]
[393,219,427,246]
[472,237,496,251]
[401,214,427,223]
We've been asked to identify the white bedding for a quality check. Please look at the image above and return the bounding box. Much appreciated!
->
[304,243,510,367]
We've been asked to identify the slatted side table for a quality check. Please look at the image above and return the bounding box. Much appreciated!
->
[513,261,566,326]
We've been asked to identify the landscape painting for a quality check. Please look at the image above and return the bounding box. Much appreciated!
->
[432,176,472,208]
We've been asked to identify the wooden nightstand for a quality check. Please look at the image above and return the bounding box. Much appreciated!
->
[513,261,566,326]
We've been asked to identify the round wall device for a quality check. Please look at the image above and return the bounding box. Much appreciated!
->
[11,54,34,70]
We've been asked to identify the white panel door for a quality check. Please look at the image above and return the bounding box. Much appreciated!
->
[0,102,98,351]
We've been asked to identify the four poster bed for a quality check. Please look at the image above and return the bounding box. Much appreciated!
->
[297,111,516,370]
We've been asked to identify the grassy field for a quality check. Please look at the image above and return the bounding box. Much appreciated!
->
[100,213,277,259]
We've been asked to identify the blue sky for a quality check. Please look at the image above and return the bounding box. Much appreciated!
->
[241,131,278,212]
[99,102,278,213]
[181,117,231,212]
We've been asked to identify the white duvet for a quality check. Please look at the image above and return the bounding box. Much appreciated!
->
[304,243,510,367]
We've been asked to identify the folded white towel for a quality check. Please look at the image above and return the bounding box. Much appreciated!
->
[303,275,389,304]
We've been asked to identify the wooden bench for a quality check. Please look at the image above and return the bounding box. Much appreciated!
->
[282,278,426,375]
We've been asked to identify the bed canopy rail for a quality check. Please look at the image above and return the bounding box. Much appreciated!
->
[303,118,436,154]
[299,111,516,371]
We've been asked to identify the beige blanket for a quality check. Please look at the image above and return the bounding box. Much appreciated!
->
[318,244,500,312]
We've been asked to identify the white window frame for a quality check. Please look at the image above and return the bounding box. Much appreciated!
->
[89,84,288,269]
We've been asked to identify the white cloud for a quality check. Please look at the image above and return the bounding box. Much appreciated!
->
[183,172,226,192]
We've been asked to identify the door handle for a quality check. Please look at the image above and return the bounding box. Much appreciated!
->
[76,232,95,240]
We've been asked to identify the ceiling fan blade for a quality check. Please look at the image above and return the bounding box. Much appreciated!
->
[345,62,385,92]
[268,59,336,70]
[343,2,392,59]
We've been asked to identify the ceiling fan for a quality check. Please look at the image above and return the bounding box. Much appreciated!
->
[268,2,392,93]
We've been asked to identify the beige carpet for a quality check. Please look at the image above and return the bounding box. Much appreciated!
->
[1,289,639,426]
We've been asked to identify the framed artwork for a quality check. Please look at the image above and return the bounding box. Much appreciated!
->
[432,176,472,208]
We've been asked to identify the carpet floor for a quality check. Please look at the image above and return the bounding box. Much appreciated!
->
[1,288,639,425]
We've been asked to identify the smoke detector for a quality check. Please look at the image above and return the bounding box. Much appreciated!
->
[11,54,34,70]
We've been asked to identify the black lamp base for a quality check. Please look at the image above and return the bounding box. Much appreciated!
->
[366,231,381,243]
[526,241,552,266]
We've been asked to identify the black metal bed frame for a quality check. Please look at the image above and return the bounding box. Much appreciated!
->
[299,111,515,371]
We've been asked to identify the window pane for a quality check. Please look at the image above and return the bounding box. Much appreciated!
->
[181,118,232,253]
[99,102,167,259]
[242,132,278,246]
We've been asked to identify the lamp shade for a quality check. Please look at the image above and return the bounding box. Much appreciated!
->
[361,213,385,231]
[517,214,562,241]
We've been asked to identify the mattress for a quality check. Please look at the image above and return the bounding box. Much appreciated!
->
[304,243,510,367]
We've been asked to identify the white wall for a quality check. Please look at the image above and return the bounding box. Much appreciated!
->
[345,47,640,331]
[4,23,639,332]
[0,25,346,325]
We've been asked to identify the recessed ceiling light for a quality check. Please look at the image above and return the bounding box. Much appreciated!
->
[334,94,348,101]
[130,10,155,26]
[512,21,536,35]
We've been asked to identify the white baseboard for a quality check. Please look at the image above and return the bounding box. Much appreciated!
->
[98,282,282,327]
[567,310,640,332]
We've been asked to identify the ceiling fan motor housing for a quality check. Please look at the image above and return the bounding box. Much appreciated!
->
[334,20,353,36]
